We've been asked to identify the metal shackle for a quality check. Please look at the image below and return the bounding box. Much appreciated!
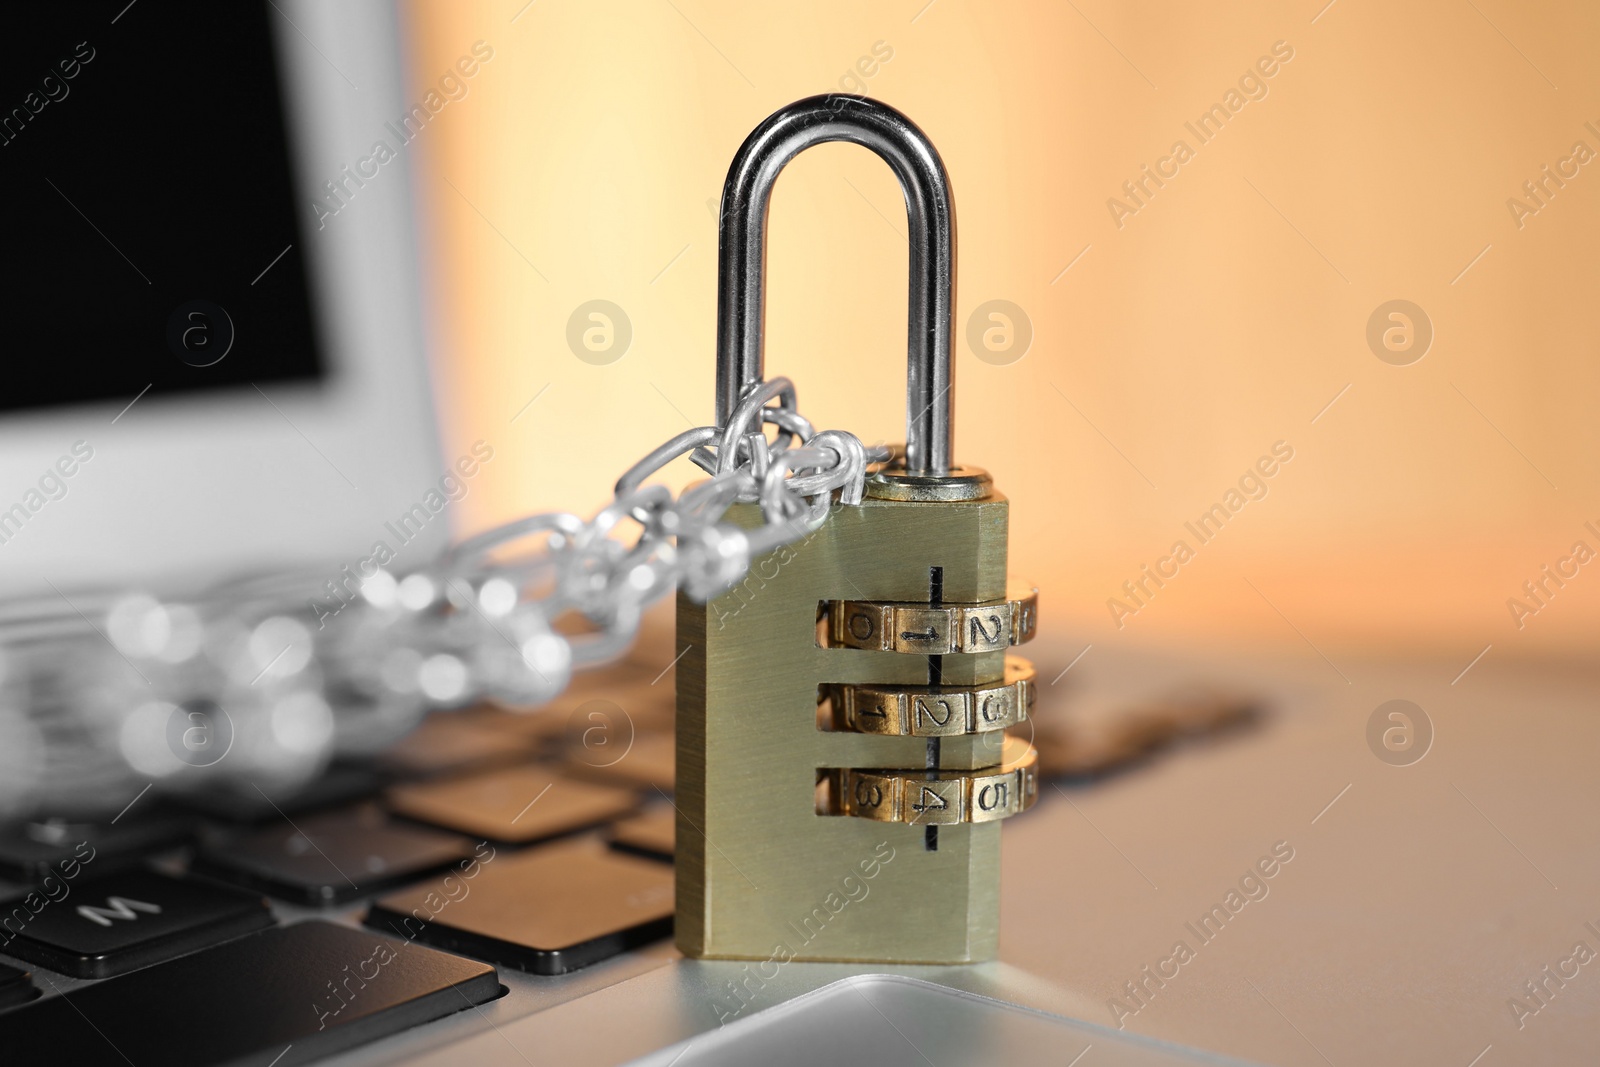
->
[715,95,956,477]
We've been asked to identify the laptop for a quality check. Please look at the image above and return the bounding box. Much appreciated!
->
[0,0,449,599]
[1,3,1593,1065]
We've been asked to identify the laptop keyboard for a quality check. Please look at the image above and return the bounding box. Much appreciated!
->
[0,657,681,1064]
[0,626,1257,1066]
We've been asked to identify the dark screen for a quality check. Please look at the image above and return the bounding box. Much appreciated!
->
[0,1,325,414]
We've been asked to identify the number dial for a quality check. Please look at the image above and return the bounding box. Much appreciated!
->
[824,657,1035,737]
[827,582,1038,654]
[826,739,1038,825]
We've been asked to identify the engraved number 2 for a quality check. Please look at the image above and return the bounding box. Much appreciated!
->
[968,614,1003,646]
[914,697,952,728]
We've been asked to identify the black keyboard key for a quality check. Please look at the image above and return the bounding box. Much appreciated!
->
[0,962,37,1011]
[0,921,500,1065]
[366,837,672,975]
[0,868,273,978]
[0,814,191,883]
[174,766,382,823]
[192,805,472,906]
[386,765,638,844]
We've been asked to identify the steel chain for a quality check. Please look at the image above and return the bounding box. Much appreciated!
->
[0,378,881,817]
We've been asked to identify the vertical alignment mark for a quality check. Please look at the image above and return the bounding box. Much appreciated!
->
[925,566,944,851]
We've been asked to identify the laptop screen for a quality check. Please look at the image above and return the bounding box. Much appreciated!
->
[0,1,326,415]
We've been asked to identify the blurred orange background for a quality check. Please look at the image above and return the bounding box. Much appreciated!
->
[401,0,1600,668]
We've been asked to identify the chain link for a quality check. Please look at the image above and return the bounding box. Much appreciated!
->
[0,380,879,817]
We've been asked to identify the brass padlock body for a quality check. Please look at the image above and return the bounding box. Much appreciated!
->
[675,492,1009,963]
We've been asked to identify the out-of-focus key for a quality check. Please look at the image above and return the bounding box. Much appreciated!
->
[192,805,473,905]
[0,921,501,1065]
[387,765,638,845]
[0,962,37,1010]
[366,837,672,975]
[0,814,191,884]
[173,766,382,823]
[563,730,675,791]
[606,806,674,862]
[0,868,273,978]
[1030,690,1260,779]
[375,713,536,779]
[553,662,676,731]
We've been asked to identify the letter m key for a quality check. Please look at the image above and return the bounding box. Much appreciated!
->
[77,896,162,927]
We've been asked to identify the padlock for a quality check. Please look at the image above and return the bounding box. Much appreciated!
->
[676,95,1039,966]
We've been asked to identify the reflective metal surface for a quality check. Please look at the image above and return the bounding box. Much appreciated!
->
[714,95,957,476]
[676,494,1012,964]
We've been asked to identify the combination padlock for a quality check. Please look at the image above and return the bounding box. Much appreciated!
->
[676,96,1039,965]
